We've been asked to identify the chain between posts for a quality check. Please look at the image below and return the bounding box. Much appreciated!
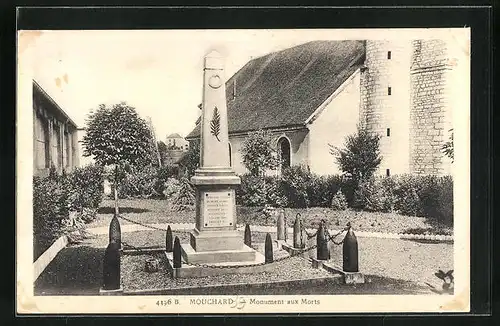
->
[117,215,191,233]
[118,214,350,269]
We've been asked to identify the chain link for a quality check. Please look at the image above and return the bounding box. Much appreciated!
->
[117,214,191,234]
[122,240,148,253]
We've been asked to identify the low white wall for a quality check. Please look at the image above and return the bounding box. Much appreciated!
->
[33,235,68,281]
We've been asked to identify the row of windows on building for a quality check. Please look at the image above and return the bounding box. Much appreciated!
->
[386,50,392,177]
[34,111,77,174]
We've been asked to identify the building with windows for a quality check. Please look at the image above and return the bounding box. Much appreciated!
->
[166,133,189,151]
[33,80,80,176]
[186,40,463,176]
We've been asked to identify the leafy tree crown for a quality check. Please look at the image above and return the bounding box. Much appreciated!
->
[82,102,156,168]
[330,125,382,182]
[240,129,278,176]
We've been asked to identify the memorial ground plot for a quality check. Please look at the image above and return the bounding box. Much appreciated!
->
[23,29,468,312]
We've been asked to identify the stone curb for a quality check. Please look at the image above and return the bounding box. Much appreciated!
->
[33,235,69,281]
[122,275,343,295]
[86,223,453,242]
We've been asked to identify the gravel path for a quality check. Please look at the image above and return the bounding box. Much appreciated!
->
[328,237,453,287]
[35,228,452,295]
[122,255,333,292]
[76,229,453,287]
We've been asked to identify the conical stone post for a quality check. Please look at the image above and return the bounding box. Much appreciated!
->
[277,209,286,240]
[173,237,182,268]
[165,225,173,252]
[316,221,330,260]
[109,213,121,247]
[343,226,359,272]
[265,233,273,263]
[244,224,252,247]
[102,242,121,291]
[293,214,305,249]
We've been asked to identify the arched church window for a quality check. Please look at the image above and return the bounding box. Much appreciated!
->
[277,137,291,172]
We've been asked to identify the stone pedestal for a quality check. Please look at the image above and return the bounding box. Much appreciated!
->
[179,50,258,270]
[181,170,256,265]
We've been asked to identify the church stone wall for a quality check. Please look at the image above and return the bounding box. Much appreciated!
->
[360,40,412,176]
[360,39,455,176]
[409,39,454,175]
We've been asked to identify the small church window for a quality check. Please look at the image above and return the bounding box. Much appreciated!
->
[277,137,291,173]
[386,169,391,177]
[387,51,392,59]
[388,87,392,95]
[228,143,232,167]
[387,128,391,137]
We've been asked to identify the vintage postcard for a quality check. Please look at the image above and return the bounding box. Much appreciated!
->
[17,28,470,314]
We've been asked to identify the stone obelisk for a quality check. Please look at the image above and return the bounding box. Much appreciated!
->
[181,50,256,265]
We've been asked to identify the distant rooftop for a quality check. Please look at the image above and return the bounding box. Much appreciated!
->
[167,133,183,138]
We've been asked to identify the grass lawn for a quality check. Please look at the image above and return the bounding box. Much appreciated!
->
[87,198,452,235]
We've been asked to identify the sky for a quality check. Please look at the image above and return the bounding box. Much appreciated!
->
[25,29,341,141]
[23,29,469,142]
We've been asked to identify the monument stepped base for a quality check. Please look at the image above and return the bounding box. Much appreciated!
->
[166,251,266,278]
[181,243,256,265]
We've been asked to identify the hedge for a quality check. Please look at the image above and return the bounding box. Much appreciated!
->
[235,168,453,226]
[117,164,179,199]
[33,165,105,261]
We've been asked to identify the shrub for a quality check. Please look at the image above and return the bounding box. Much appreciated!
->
[236,174,286,208]
[306,174,344,207]
[435,175,453,225]
[118,165,161,199]
[393,174,422,216]
[416,175,453,225]
[163,177,181,199]
[66,165,105,212]
[353,178,384,211]
[330,125,382,183]
[240,129,278,176]
[154,165,179,195]
[390,174,453,224]
[172,177,195,211]
[330,189,348,210]
[179,141,200,179]
[353,176,398,212]
[33,176,66,260]
[380,176,398,213]
[280,165,312,208]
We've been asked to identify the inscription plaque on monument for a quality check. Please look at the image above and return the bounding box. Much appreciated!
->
[203,191,233,227]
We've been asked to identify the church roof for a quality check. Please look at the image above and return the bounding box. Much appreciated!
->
[33,79,79,128]
[186,40,365,139]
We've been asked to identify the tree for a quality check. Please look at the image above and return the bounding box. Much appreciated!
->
[179,141,200,178]
[157,140,168,166]
[330,125,382,184]
[441,129,454,162]
[240,129,278,177]
[82,102,157,215]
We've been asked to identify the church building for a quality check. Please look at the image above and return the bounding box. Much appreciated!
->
[186,39,462,176]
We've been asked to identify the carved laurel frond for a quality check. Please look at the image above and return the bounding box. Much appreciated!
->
[210,106,221,142]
